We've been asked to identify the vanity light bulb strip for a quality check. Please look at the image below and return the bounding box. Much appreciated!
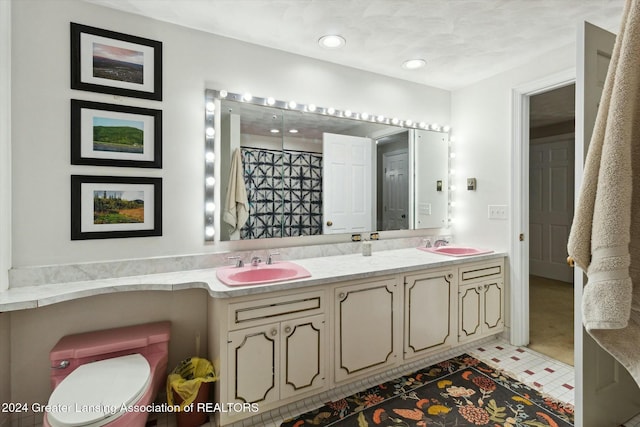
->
[447,135,455,227]
[208,89,450,133]
[204,91,216,241]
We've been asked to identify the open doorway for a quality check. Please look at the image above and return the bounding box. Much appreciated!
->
[528,84,575,365]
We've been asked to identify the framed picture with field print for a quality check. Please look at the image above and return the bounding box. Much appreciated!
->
[71,175,162,240]
[70,22,162,100]
[71,99,162,168]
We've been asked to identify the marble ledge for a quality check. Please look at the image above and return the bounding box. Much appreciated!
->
[0,247,507,313]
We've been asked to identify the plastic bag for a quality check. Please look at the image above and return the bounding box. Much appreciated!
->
[166,357,217,410]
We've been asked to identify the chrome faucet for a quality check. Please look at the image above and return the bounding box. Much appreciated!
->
[434,239,449,248]
[266,251,280,265]
[251,256,262,266]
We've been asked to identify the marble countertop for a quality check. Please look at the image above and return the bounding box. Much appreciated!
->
[0,248,506,312]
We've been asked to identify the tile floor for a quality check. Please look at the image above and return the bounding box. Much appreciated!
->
[10,336,640,427]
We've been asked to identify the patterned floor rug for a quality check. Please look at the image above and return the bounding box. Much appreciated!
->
[281,354,573,427]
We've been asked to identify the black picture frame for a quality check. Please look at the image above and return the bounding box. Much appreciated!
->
[70,22,163,101]
[71,175,162,240]
[71,99,162,168]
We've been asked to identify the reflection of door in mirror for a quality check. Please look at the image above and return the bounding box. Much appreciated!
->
[322,132,373,234]
[414,129,448,229]
[376,131,410,231]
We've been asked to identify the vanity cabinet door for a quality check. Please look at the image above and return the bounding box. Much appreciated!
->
[458,279,504,342]
[403,269,456,359]
[458,283,482,342]
[227,323,280,405]
[280,314,326,399]
[334,278,399,382]
[482,280,504,334]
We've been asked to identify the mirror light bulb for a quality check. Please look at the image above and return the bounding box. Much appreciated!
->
[361,112,369,120]
[288,101,297,109]
[205,152,215,163]
[205,227,215,237]
[206,176,215,186]
[205,102,215,113]
[308,104,317,112]
[219,90,228,98]
[242,93,252,102]
[206,127,215,137]
[377,115,385,122]
[405,119,413,126]
[205,202,215,212]
[266,97,276,105]
[391,118,399,125]
[327,107,336,115]
[450,152,457,159]
[344,110,352,117]
[443,125,451,132]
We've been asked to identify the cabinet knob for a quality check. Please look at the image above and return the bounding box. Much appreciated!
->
[284,326,292,334]
[338,292,346,299]
[327,220,333,226]
[447,273,453,279]
[270,328,278,336]
[477,285,483,291]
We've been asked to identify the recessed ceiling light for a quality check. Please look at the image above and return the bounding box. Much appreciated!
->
[402,59,426,70]
[270,129,280,133]
[289,129,299,134]
[318,35,346,49]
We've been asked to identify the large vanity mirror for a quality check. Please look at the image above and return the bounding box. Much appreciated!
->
[204,89,450,242]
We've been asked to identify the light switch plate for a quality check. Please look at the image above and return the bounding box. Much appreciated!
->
[488,205,507,220]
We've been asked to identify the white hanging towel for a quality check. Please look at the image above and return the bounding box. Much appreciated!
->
[567,0,640,387]
[223,148,249,232]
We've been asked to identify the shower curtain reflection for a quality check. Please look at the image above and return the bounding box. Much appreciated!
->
[239,148,323,239]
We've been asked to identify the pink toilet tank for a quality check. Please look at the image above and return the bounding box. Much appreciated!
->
[45,321,171,427]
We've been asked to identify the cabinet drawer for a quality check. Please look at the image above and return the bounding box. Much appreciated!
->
[228,290,324,329]
[459,260,504,284]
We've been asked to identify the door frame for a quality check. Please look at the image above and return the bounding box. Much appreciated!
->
[510,68,576,348]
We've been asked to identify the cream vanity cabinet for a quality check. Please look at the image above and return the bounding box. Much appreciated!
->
[457,259,505,343]
[403,268,457,359]
[334,276,401,382]
[209,289,327,425]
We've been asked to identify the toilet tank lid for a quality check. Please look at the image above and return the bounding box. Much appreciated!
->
[50,321,171,361]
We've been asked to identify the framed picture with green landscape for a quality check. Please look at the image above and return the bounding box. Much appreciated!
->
[71,175,162,240]
[71,99,162,168]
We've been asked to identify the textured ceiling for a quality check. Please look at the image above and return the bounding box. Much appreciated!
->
[84,0,623,90]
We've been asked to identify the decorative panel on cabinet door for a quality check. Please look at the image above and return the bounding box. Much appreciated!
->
[403,269,456,359]
[482,280,504,334]
[458,283,482,342]
[227,323,280,405]
[280,314,326,399]
[334,278,399,382]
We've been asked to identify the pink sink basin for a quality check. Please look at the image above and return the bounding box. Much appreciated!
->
[418,246,494,257]
[216,261,311,286]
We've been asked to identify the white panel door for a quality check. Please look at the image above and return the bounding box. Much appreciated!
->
[382,150,409,230]
[322,133,373,234]
[529,137,574,282]
[576,21,640,426]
